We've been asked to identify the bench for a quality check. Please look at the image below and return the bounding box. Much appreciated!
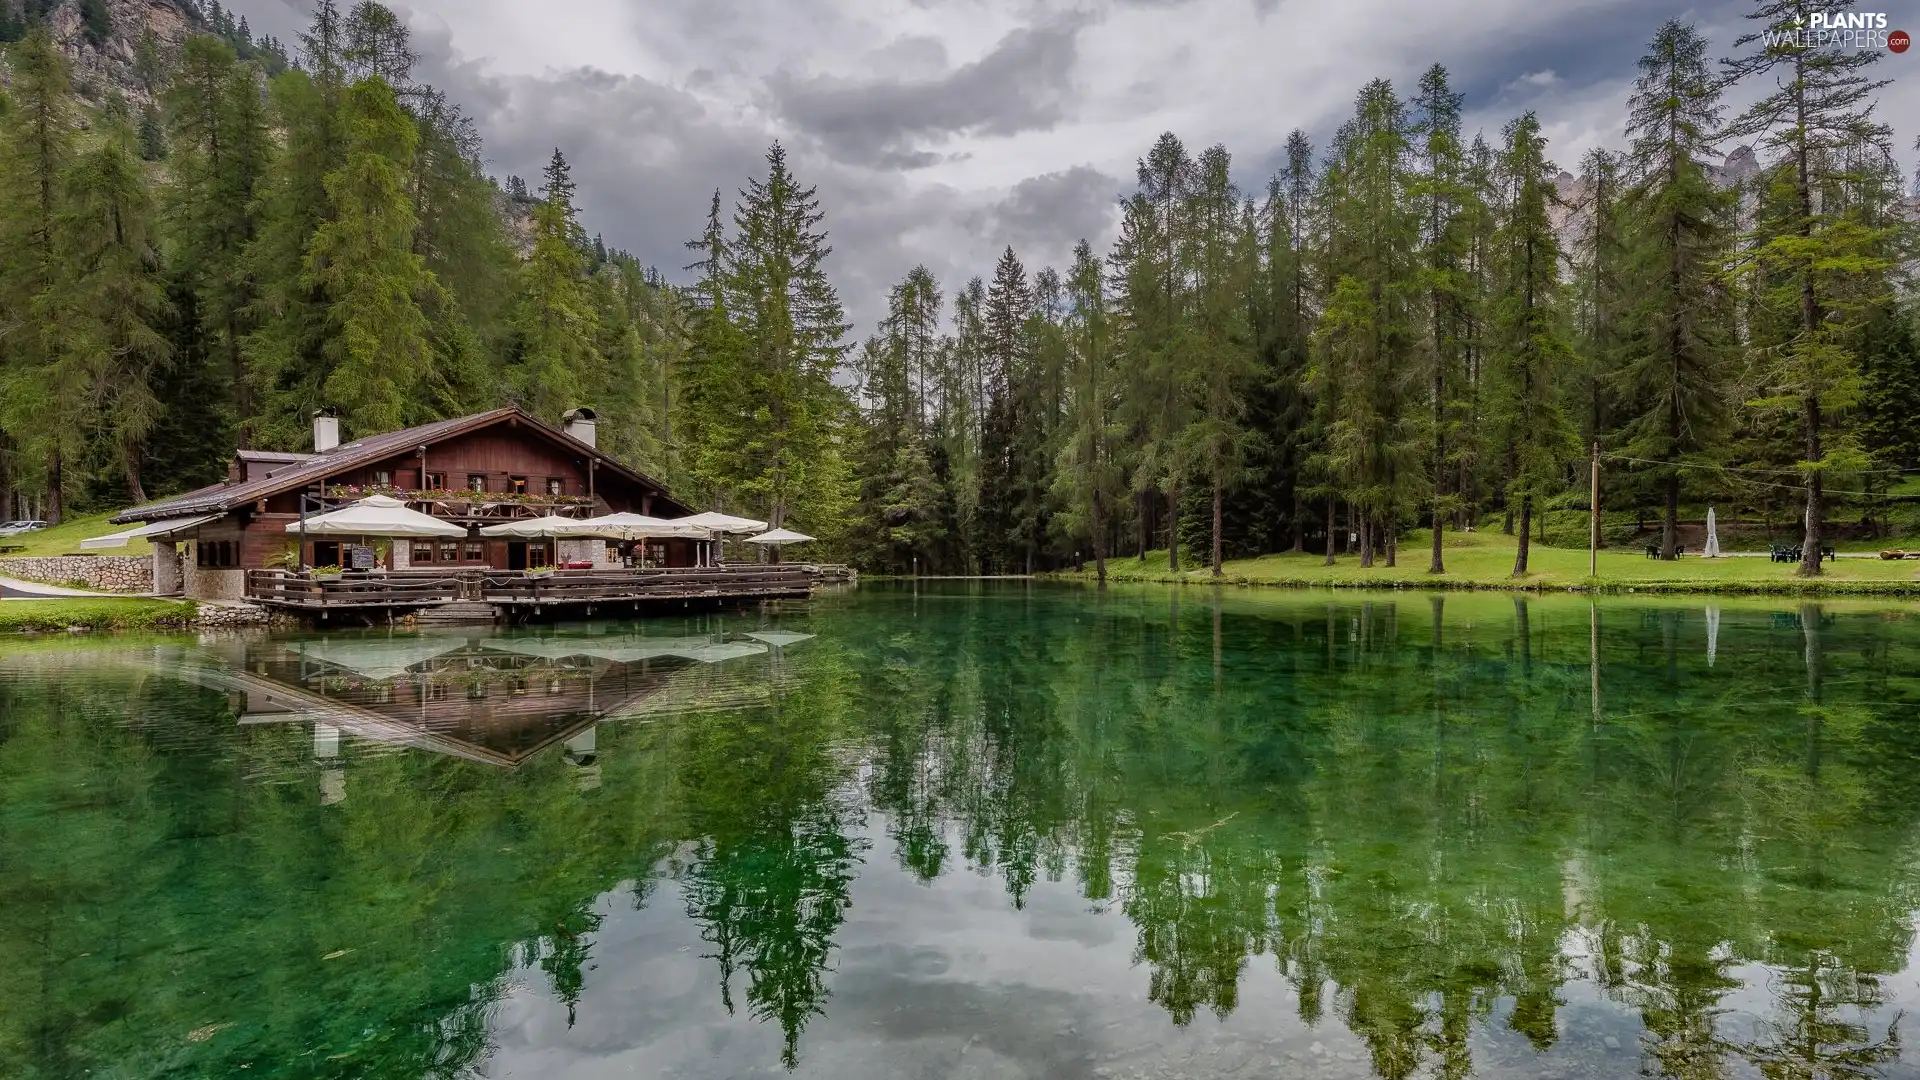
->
[1772,545,1837,563]
[1645,544,1685,558]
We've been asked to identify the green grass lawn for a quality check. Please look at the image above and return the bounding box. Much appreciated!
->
[0,597,193,633]
[1057,529,1920,595]
[0,510,151,559]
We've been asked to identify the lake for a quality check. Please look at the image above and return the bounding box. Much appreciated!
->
[4,582,1920,1079]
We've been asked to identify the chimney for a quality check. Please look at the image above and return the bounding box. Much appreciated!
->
[313,407,340,453]
[563,407,598,449]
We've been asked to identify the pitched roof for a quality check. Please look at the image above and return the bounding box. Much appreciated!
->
[114,407,687,524]
[238,449,321,466]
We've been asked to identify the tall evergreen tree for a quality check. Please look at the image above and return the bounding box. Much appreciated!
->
[1055,239,1120,584]
[304,78,439,434]
[1487,112,1578,576]
[723,143,853,532]
[1723,0,1894,576]
[1618,20,1736,560]
[510,149,600,421]
[1411,64,1471,573]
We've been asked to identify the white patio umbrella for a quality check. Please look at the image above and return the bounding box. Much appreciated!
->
[285,494,466,538]
[680,512,769,566]
[747,526,815,565]
[747,527,815,545]
[558,512,710,568]
[557,513,711,540]
[1704,507,1721,558]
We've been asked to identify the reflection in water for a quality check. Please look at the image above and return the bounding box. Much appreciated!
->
[3,588,1920,1078]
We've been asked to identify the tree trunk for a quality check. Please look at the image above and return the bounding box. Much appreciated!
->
[1429,503,1445,574]
[123,444,147,506]
[1660,472,1679,560]
[1502,504,1514,535]
[1289,487,1304,553]
[1359,510,1374,569]
[1166,482,1179,572]
[1091,488,1108,588]
[46,452,62,525]
[1801,394,1823,577]
[1324,498,1336,566]
[1386,528,1396,568]
[1211,483,1223,576]
[1513,495,1532,577]
[1137,488,1149,562]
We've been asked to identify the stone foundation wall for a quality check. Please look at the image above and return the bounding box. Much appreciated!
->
[0,555,152,592]
[194,603,271,628]
[183,563,247,601]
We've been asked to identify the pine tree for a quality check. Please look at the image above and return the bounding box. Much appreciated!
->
[1618,20,1736,560]
[304,78,439,434]
[679,189,748,508]
[510,149,601,421]
[977,245,1030,572]
[1411,64,1471,573]
[167,35,270,450]
[1177,146,1259,575]
[1487,112,1578,576]
[723,143,853,532]
[1055,239,1120,584]
[51,109,171,502]
[0,29,78,520]
[1723,0,1894,576]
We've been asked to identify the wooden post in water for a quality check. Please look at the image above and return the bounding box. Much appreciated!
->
[1589,442,1600,578]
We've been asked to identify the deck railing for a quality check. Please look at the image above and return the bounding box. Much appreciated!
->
[246,565,813,608]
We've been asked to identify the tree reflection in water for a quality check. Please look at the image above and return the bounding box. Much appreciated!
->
[2,589,1919,1078]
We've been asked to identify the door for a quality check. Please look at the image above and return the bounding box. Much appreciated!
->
[507,542,528,571]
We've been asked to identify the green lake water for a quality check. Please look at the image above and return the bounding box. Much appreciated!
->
[5,582,1920,1079]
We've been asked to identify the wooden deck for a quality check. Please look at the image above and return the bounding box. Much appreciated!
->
[245,565,814,613]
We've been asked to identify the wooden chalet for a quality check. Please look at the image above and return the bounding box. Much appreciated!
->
[111,406,814,615]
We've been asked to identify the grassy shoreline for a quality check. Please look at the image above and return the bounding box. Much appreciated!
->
[0,598,195,633]
[1043,530,1920,598]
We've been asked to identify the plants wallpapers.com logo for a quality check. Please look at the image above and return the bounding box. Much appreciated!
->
[1761,11,1910,51]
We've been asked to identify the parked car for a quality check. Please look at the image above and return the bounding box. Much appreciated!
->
[0,520,49,538]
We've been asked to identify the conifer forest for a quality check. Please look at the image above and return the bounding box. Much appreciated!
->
[0,0,1914,580]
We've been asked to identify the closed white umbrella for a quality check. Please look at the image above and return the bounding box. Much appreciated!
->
[1704,507,1721,558]
[479,514,589,538]
[285,494,466,538]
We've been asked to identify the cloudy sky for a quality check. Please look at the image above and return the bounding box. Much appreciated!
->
[233,0,1917,332]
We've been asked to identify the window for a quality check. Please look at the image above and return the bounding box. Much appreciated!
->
[546,478,564,496]
[412,540,435,564]
[424,472,446,491]
[196,540,239,568]
[440,540,459,563]
[373,469,392,486]
[311,541,340,569]
[529,542,550,568]
[510,476,529,495]
[468,474,487,493]
[463,541,485,562]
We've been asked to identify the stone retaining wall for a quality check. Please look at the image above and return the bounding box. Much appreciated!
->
[0,555,152,592]
[194,603,272,628]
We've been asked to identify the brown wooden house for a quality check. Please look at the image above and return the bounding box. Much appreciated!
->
[113,406,696,601]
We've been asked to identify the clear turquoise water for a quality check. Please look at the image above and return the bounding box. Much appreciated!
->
[4,583,1920,1079]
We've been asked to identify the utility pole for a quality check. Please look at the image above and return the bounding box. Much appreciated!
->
[1589,442,1600,578]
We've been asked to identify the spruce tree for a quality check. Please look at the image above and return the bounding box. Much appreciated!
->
[723,143,853,532]
[977,245,1030,572]
[1723,0,1894,575]
[1411,65,1471,573]
[0,29,77,520]
[167,35,270,449]
[510,149,601,421]
[53,110,172,502]
[304,78,439,434]
[1055,239,1120,584]
[1618,20,1736,560]
[1487,113,1578,576]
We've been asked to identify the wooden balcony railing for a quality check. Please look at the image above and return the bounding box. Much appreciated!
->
[246,566,813,609]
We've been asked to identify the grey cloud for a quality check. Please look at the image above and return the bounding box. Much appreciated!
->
[767,21,1086,169]
[977,165,1123,254]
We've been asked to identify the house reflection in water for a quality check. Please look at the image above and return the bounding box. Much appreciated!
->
[225,624,815,803]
